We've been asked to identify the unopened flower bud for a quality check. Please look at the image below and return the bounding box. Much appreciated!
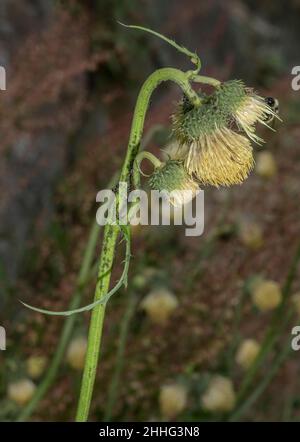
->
[149,160,199,207]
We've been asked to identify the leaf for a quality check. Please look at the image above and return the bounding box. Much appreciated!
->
[118,22,201,73]
[21,226,132,316]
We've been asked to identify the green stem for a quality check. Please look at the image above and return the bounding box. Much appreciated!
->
[119,68,201,185]
[76,224,119,421]
[17,221,100,421]
[75,67,200,422]
[135,151,162,175]
[104,293,137,421]
[192,75,221,88]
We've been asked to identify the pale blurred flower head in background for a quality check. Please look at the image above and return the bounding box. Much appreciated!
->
[201,375,236,413]
[159,383,187,419]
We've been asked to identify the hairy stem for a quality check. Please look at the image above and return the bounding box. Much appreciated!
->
[75,67,200,421]
[76,224,119,421]
[104,293,137,421]
[135,151,162,175]
[192,75,221,88]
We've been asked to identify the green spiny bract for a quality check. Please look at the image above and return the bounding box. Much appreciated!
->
[148,159,199,206]
[149,160,192,193]
[173,80,247,144]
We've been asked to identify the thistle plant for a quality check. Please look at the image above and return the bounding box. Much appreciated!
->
[21,24,280,421]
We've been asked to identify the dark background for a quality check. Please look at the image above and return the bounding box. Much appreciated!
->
[0,0,300,422]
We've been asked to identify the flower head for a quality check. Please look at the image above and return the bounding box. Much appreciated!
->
[26,355,48,379]
[171,80,280,187]
[66,336,87,370]
[251,279,282,311]
[201,375,236,413]
[149,159,199,207]
[235,338,260,370]
[8,379,36,406]
[140,288,179,324]
[255,151,277,179]
[159,383,187,419]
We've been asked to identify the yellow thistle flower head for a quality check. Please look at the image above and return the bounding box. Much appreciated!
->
[148,159,199,207]
[171,80,280,187]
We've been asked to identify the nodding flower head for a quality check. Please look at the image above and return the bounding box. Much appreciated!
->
[148,159,199,207]
[171,80,280,187]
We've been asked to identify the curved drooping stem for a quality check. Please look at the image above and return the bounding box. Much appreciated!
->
[75,68,203,422]
[119,68,201,183]
[19,68,202,318]
[192,75,221,88]
[135,151,163,176]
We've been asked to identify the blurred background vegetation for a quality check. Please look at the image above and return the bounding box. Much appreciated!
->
[0,0,300,422]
